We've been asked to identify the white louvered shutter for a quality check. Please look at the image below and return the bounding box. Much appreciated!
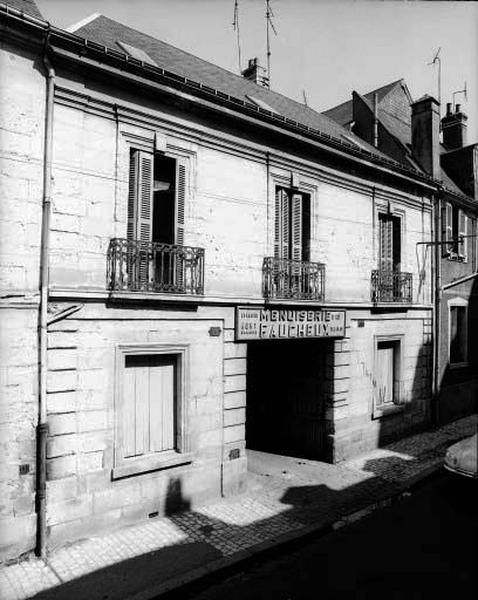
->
[274,188,290,259]
[135,152,153,287]
[458,210,468,260]
[127,150,139,240]
[445,203,454,256]
[137,152,153,243]
[291,193,303,261]
[379,215,393,271]
[175,161,186,246]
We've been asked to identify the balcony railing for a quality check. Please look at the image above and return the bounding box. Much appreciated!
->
[107,238,205,295]
[371,269,413,303]
[263,257,325,301]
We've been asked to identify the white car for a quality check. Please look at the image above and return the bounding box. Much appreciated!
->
[444,433,478,479]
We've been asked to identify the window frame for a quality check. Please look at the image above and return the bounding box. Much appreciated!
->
[372,334,404,419]
[112,343,192,480]
[374,202,406,272]
[448,298,468,369]
[442,202,468,262]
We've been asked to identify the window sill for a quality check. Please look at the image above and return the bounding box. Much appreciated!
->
[112,451,193,480]
[449,361,469,370]
[446,254,467,263]
[372,403,406,420]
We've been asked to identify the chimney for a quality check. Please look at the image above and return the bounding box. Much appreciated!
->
[411,95,441,179]
[241,58,269,88]
[441,102,468,150]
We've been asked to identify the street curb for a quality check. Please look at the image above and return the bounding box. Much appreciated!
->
[126,464,443,600]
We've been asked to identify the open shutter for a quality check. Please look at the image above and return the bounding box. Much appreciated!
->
[127,150,139,240]
[175,161,186,246]
[136,152,153,288]
[379,215,393,271]
[444,202,453,256]
[291,193,303,261]
[137,152,153,243]
[274,188,290,259]
[458,210,468,260]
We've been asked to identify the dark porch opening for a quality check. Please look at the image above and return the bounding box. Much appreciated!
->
[246,339,329,460]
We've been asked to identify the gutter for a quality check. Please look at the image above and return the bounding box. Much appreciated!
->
[36,34,55,558]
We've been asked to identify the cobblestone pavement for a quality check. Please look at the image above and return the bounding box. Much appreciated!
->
[0,415,475,600]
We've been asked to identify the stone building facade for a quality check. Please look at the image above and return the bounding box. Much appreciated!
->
[325,80,478,426]
[0,2,436,562]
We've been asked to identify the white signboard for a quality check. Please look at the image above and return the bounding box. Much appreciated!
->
[235,307,346,341]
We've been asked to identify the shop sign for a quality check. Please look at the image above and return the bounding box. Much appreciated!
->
[235,307,346,341]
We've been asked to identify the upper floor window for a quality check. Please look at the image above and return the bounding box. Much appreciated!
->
[442,203,468,261]
[274,186,310,262]
[378,212,401,271]
[128,150,186,247]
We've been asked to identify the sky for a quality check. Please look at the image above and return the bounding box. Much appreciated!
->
[35,0,478,142]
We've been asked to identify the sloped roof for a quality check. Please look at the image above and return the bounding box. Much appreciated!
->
[1,0,43,19]
[323,79,404,127]
[72,14,385,156]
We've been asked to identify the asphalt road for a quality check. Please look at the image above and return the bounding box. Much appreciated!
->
[172,471,477,600]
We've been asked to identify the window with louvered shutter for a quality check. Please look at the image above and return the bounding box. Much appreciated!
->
[443,202,454,256]
[378,213,401,272]
[274,187,310,261]
[458,210,468,260]
[379,214,393,271]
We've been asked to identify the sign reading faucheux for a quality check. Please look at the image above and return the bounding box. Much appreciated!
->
[235,307,346,341]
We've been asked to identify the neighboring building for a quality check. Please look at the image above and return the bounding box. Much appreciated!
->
[1,2,436,561]
[325,80,478,425]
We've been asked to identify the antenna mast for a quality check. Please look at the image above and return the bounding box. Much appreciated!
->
[428,47,442,109]
[452,81,467,110]
[265,0,277,86]
[232,0,242,73]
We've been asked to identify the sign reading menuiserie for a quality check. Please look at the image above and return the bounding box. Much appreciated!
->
[235,307,346,341]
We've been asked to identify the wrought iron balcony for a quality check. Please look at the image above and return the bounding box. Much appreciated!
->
[263,257,325,301]
[107,238,204,295]
[371,269,413,303]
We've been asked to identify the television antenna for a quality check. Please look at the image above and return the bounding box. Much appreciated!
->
[232,0,242,73]
[266,0,277,85]
[428,47,442,109]
[452,81,467,110]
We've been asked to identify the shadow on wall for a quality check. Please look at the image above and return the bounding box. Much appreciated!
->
[438,274,478,424]
[375,338,433,450]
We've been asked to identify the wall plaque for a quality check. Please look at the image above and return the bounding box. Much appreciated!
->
[235,307,346,341]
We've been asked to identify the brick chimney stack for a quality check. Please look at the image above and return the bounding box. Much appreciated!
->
[411,95,441,179]
[441,102,468,150]
[241,58,269,88]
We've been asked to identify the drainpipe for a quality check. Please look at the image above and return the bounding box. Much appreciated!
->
[432,191,442,427]
[36,38,55,558]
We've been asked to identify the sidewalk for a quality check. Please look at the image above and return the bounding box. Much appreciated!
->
[1,415,476,600]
